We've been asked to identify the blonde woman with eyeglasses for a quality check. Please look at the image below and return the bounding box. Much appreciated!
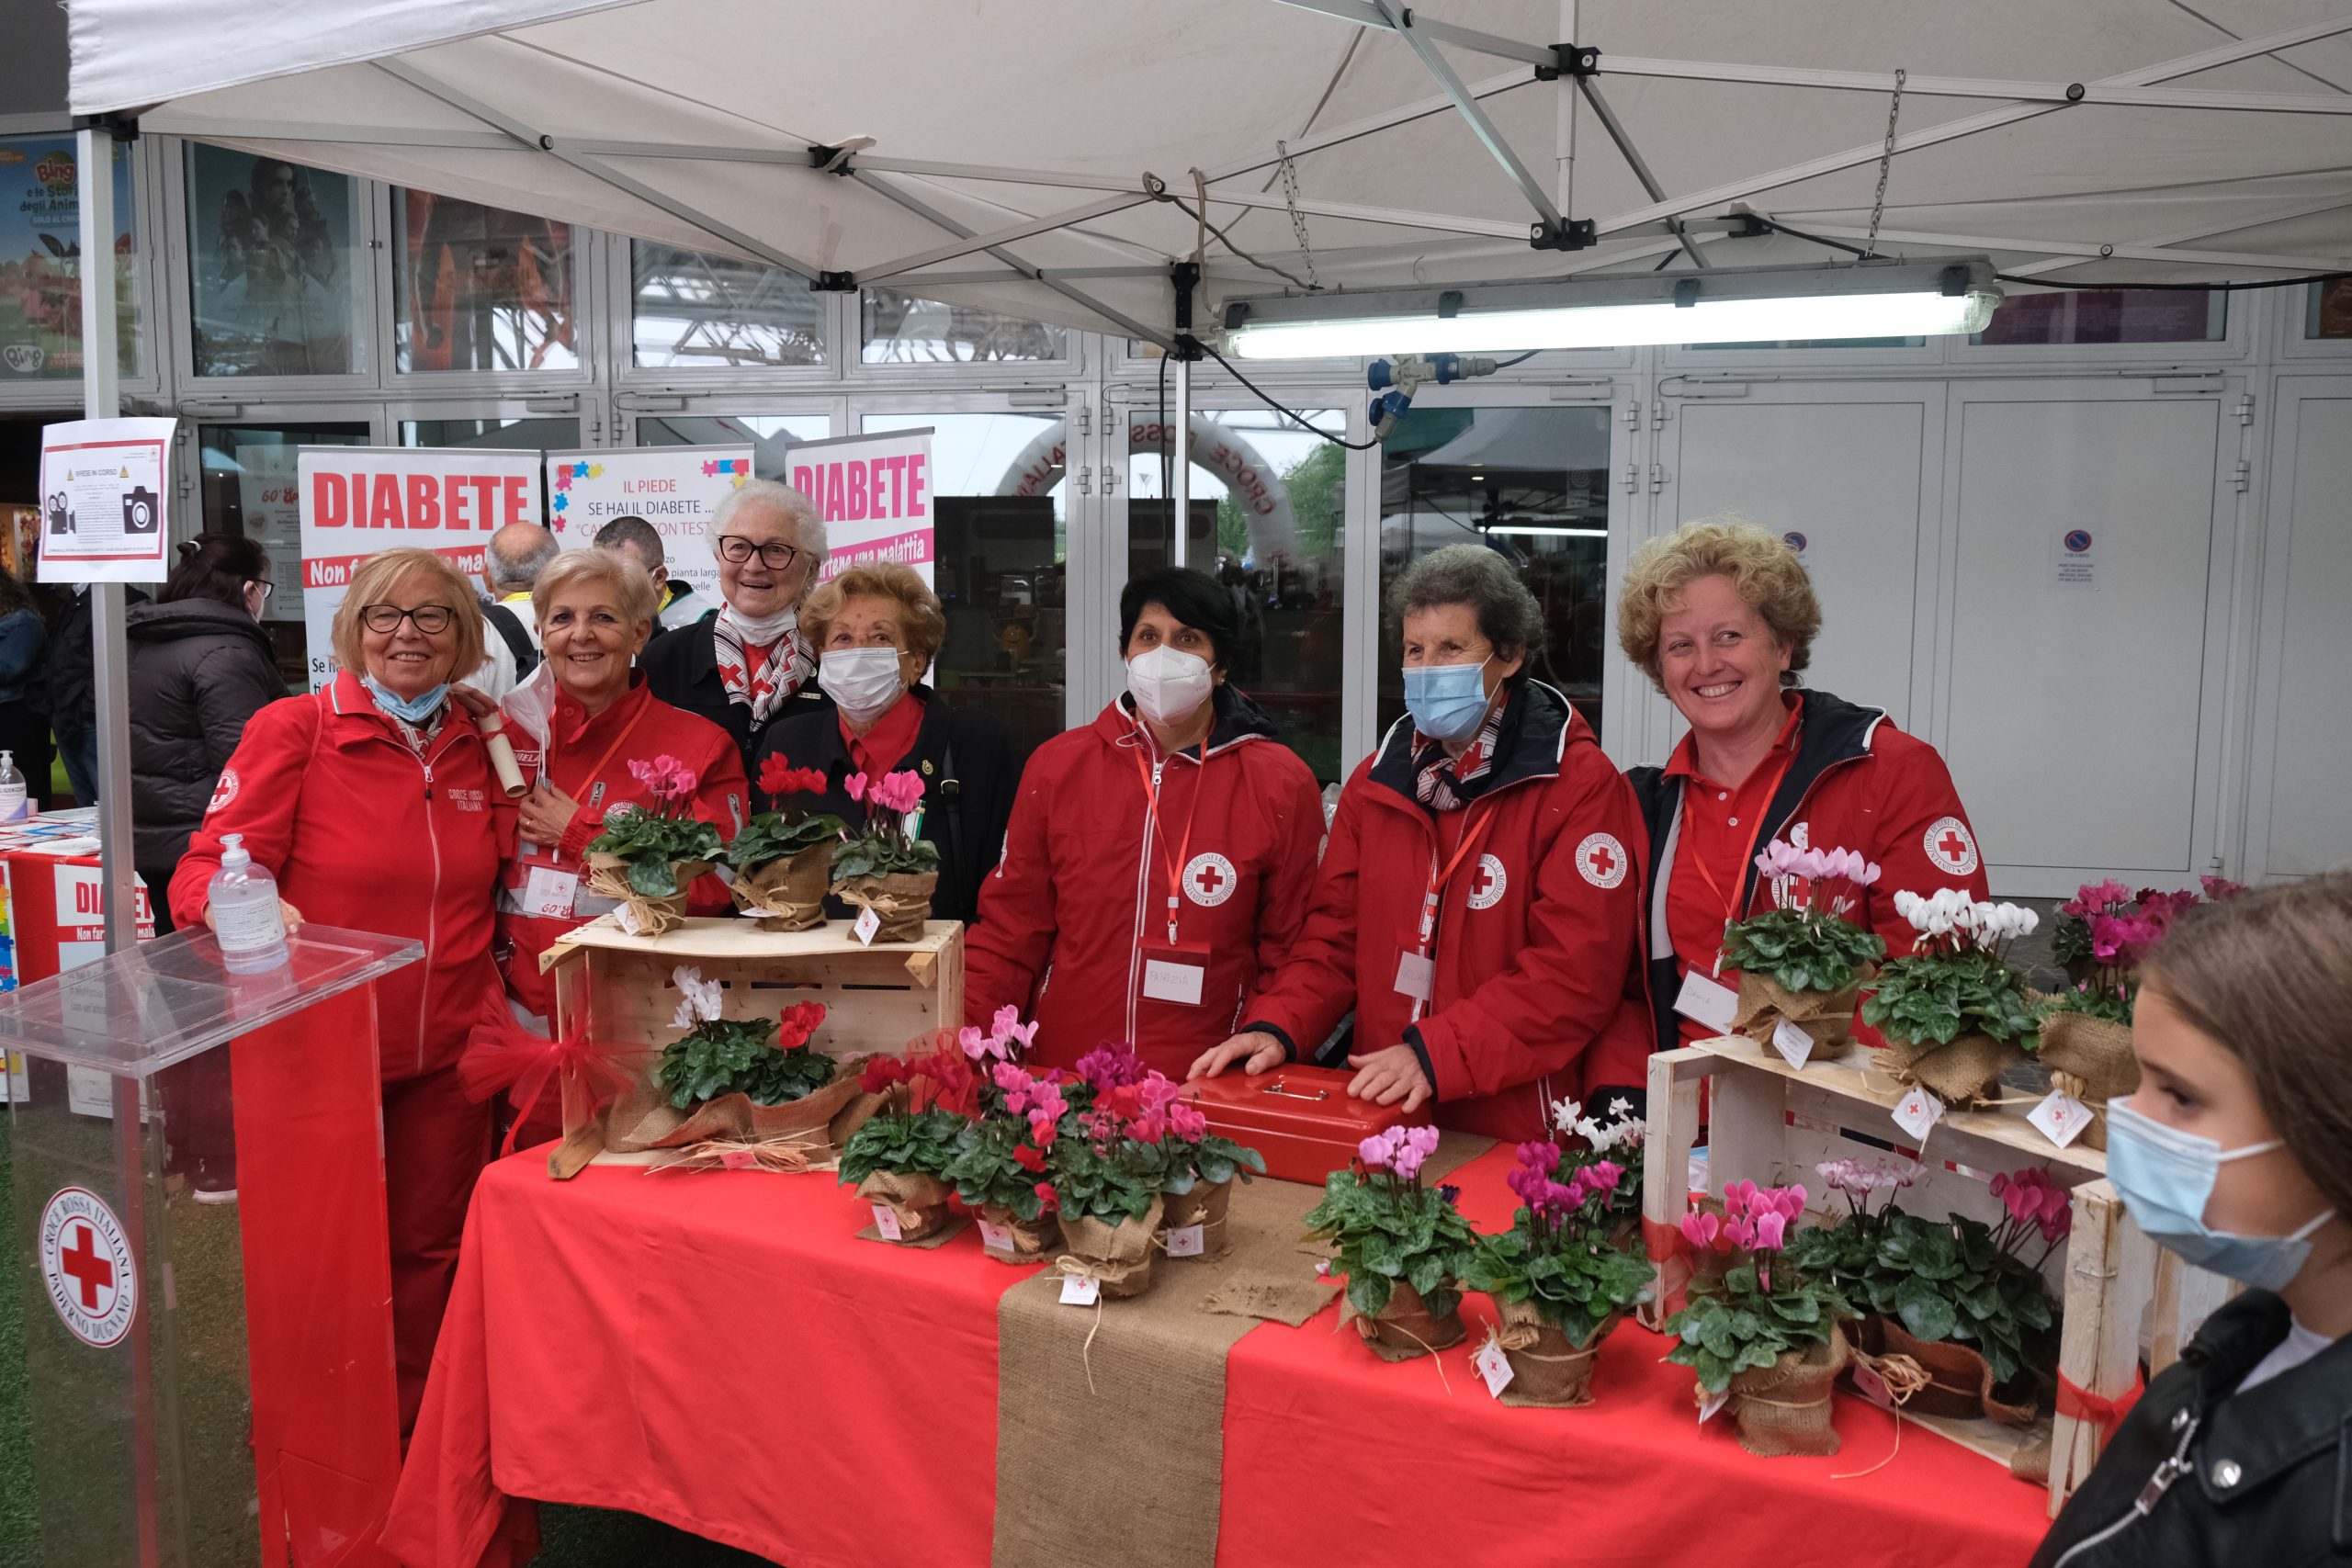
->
[171,546,514,1438]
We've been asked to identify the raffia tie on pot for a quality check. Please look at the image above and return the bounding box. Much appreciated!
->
[1723,1322,1849,1457]
[1488,1299,1607,1408]
[856,1169,954,1241]
[583,854,713,937]
[831,871,936,943]
[1733,970,1869,1064]
[645,1134,823,1175]
[978,1205,1061,1264]
[730,844,831,931]
[1156,1178,1232,1258]
[1056,1201,1163,1300]
[1871,1032,2028,1108]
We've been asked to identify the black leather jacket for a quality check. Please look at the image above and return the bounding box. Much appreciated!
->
[2030,1290,2352,1568]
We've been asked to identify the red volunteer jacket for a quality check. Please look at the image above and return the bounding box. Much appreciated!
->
[170,671,512,1082]
[1241,682,1653,1142]
[495,675,748,1020]
[1627,686,1992,1060]
[965,688,1324,1078]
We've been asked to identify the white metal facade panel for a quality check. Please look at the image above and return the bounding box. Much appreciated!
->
[2251,386,2352,877]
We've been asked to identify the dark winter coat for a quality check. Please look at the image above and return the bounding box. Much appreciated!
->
[640,610,824,777]
[126,597,287,870]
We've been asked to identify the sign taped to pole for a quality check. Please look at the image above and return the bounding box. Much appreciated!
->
[545,445,752,607]
[789,429,934,588]
[37,417,176,583]
[297,446,542,691]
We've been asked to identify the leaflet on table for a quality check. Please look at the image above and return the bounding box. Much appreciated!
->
[792,428,935,591]
[545,445,752,609]
[297,446,543,692]
[50,863,158,1120]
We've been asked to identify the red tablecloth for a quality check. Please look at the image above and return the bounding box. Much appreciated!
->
[386,1147,2054,1568]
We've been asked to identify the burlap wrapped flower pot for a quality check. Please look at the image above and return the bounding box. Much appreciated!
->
[2034,1010,2138,1152]
[856,1169,955,1242]
[1056,1197,1162,1299]
[977,1204,1061,1264]
[1351,1280,1466,1360]
[583,853,714,937]
[831,870,936,943]
[1734,971,1868,1064]
[1157,1177,1233,1259]
[1725,1322,1849,1458]
[1490,1298,1610,1408]
[730,843,831,932]
[1871,1031,2028,1106]
[1877,1318,2038,1427]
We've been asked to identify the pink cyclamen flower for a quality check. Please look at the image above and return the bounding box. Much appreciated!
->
[1722,1215,1758,1252]
[1357,1134,1392,1171]
[1752,1211,1789,1252]
[1679,1211,1721,1250]
[1169,1101,1207,1140]
[961,1024,999,1061]
[1722,1179,1760,1218]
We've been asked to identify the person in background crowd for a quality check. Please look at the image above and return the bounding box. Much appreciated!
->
[595,513,717,631]
[494,547,746,1037]
[1191,545,1650,1140]
[1617,519,1987,1087]
[480,520,556,681]
[130,534,286,1201]
[0,567,51,811]
[967,567,1322,1078]
[640,479,826,775]
[752,562,1015,927]
[173,547,510,1437]
[46,581,122,804]
[2030,872,2352,1568]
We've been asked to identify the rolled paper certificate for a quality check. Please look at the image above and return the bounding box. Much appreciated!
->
[479,714,528,799]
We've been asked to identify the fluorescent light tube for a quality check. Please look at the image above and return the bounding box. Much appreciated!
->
[1481,525,1609,537]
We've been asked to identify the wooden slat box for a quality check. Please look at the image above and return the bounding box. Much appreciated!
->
[1642,1034,2231,1517]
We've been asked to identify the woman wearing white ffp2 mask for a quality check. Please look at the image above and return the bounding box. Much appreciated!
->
[962,567,1325,1081]
[749,563,1017,928]
[2030,871,2352,1568]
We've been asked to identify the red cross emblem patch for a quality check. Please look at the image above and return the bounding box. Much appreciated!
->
[1923,816,1981,876]
[207,768,239,816]
[39,1187,137,1348]
[1182,852,1238,908]
[1466,852,1508,910]
[1576,832,1628,890]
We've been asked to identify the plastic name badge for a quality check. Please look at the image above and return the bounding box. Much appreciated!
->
[1186,1064,1426,1187]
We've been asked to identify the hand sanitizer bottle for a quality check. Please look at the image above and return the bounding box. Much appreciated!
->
[0,750,27,822]
[209,833,289,974]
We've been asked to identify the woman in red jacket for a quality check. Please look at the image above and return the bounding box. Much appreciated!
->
[492,547,747,1031]
[172,547,511,1436]
[1616,518,1990,1078]
[1192,545,1652,1142]
[964,568,1324,1079]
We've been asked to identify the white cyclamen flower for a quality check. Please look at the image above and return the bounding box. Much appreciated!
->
[670,964,725,1027]
[1551,1096,1582,1134]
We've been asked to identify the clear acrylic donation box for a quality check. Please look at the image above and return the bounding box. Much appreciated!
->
[0,926,422,1567]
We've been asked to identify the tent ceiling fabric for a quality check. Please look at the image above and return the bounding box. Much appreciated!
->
[66,0,2352,342]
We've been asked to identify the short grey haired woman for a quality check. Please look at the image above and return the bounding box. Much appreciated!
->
[1192,543,1654,1142]
[639,477,831,774]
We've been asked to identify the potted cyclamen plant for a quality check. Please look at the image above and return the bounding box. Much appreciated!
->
[1058,1043,1270,1259]
[1304,1124,1480,1360]
[1861,889,2041,1106]
[838,1037,977,1244]
[1045,1063,1182,1299]
[1666,1180,1852,1457]
[1548,1094,1646,1247]
[943,1006,1065,1263]
[1721,840,1887,1064]
[1463,1141,1652,1406]
[728,755,847,931]
[605,966,860,1159]
[583,754,723,935]
[831,769,940,942]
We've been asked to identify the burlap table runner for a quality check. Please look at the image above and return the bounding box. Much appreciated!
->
[990,1132,1489,1568]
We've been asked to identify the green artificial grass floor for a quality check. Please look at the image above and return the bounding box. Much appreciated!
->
[0,1110,777,1566]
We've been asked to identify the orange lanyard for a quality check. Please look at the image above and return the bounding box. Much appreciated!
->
[1132,737,1210,944]
[1679,749,1795,953]
[555,696,652,807]
[1415,806,1497,953]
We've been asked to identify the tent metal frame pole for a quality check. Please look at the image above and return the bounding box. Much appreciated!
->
[1997,194,2352,277]
[1577,77,1711,268]
[849,191,1158,283]
[75,124,137,959]
[1555,0,1577,216]
[1592,53,2352,115]
[1369,0,1566,238]
[1171,354,1192,570]
[1770,220,2347,274]
[1596,17,2352,237]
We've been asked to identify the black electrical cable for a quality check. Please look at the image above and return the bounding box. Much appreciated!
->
[1190,338,1385,450]
[1746,213,2349,292]
[1492,350,1542,367]
[1157,347,1171,538]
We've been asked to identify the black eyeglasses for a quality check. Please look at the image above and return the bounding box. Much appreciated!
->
[716,536,802,571]
[359,603,457,635]
[250,580,275,602]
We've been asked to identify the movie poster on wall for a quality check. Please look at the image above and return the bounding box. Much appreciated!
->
[296,446,542,690]
[186,146,358,377]
[788,429,935,589]
[0,133,136,382]
[544,445,752,605]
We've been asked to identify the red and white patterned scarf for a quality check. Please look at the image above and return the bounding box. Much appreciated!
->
[712,604,814,732]
[1412,705,1503,813]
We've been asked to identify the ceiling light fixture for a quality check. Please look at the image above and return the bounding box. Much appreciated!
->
[1220,258,2002,359]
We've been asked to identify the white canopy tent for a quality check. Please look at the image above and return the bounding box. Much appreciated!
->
[53,0,2352,949]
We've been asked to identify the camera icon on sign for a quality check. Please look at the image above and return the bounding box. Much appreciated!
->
[122,485,158,534]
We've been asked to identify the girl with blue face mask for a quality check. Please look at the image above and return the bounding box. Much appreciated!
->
[2032,871,2352,1568]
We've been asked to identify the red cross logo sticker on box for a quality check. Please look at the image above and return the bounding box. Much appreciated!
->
[1577,832,1628,890]
[1182,852,1238,908]
[38,1186,137,1348]
[1923,816,1981,876]
[1466,852,1508,910]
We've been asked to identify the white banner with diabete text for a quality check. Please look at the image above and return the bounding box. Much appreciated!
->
[545,445,751,605]
[297,446,542,691]
[789,428,934,588]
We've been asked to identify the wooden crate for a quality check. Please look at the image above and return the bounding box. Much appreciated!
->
[543,914,964,1163]
[1641,1034,2231,1517]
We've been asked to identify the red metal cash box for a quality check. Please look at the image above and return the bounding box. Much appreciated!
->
[1182,1065,1431,1187]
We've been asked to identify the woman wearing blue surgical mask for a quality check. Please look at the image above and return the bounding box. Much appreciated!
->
[2032,871,2352,1568]
[752,562,1015,927]
[1192,545,1652,1141]
[966,566,1323,1078]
